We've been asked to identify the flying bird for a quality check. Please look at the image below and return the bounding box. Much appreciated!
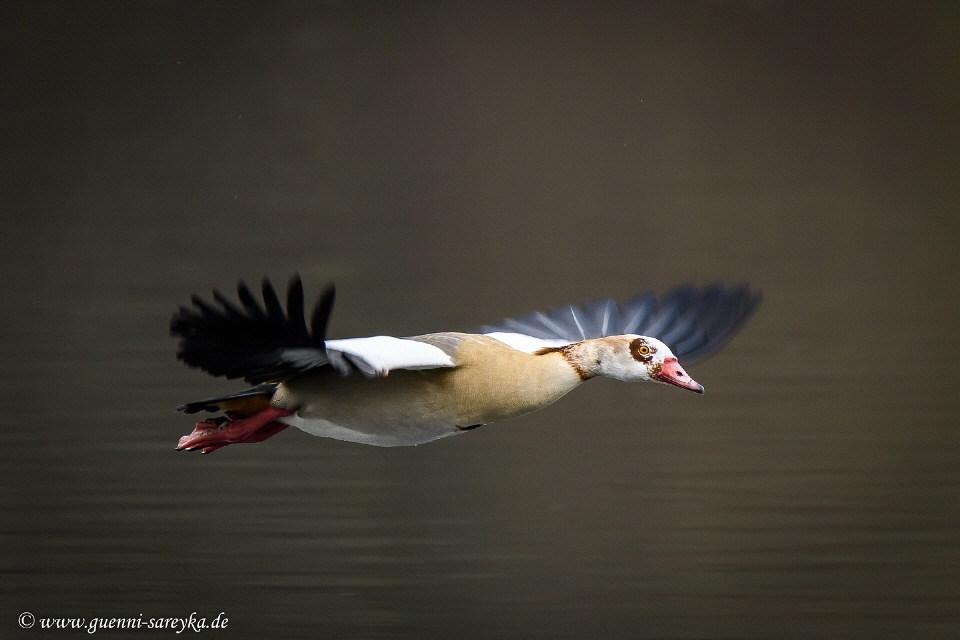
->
[171,276,760,453]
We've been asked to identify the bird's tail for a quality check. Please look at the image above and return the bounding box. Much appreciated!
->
[175,383,278,415]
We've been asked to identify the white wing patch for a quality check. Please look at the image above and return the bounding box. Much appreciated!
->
[484,332,572,354]
[324,336,456,377]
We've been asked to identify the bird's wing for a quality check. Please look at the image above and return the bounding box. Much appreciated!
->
[480,333,575,354]
[477,283,761,364]
[171,276,456,384]
[324,336,455,377]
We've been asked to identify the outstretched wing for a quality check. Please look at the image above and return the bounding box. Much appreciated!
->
[171,276,455,384]
[477,283,761,364]
[171,275,335,383]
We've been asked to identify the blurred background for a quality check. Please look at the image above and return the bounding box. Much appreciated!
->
[2,1,958,638]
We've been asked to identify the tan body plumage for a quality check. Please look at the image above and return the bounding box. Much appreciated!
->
[273,334,583,446]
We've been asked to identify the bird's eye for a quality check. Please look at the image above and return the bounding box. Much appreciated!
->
[630,338,654,362]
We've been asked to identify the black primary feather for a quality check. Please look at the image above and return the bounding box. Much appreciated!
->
[476,283,761,365]
[171,275,336,384]
[310,284,336,344]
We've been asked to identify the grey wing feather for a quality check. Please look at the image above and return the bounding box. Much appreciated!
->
[477,283,761,364]
[404,333,463,360]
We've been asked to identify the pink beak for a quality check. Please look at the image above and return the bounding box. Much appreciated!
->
[656,358,704,394]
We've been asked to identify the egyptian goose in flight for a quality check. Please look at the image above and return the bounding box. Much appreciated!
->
[172,276,760,453]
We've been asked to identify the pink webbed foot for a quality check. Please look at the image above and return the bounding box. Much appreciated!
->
[176,406,295,453]
[198,415,292,454]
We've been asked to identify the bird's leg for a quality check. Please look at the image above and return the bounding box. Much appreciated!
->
[176,406,295,453]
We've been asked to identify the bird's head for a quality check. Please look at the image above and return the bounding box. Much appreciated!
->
[595,336,704,394]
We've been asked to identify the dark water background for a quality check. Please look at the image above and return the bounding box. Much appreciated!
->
[2,2,959,638]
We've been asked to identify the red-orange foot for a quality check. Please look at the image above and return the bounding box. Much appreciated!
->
[176,407,295,454]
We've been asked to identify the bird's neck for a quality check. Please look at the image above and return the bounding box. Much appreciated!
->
[546,338,624,381]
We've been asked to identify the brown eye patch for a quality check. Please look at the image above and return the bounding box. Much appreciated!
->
[630,338,654,363]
